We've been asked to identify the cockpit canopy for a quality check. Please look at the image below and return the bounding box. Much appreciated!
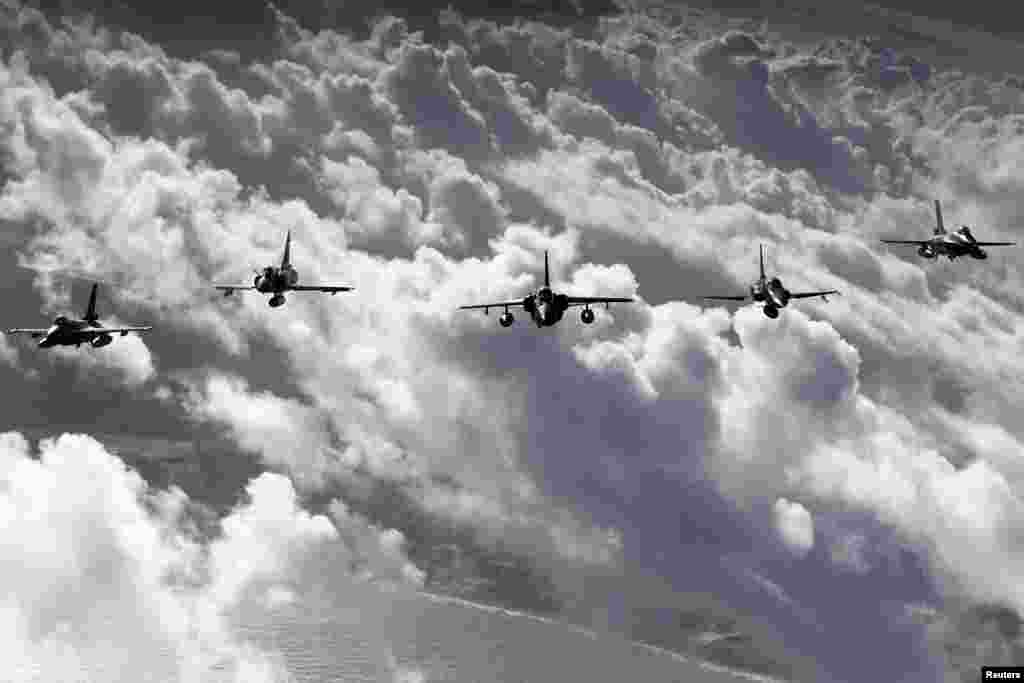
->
[54,315,69,325]
[960,226,973,238]
[769,277,783,288]
[538,288,553,302]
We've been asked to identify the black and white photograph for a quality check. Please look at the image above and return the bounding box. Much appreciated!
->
[1,0,1023,681]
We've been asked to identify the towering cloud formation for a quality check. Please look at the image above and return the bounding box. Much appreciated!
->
[0,432,424,682]
[2,1,1024,681]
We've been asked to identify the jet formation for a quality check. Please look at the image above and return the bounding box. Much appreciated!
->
[215,231,354,307]
[5,283,151,348]
[458,251,633,327]
[702,245,839,318]
[3,196,1016,353]
[881,200,1016,260]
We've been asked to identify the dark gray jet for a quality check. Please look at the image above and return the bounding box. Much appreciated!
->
[214,231,354,307]
[5,283,152,348]
[881,200,1016,260]
[458,251,634,328]
[703,244,839,319]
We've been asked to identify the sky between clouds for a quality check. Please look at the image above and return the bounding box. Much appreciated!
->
[1,0,1024,681]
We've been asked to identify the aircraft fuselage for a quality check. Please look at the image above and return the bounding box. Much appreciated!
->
[750,277,791,309]
[918,229,990,260]
[36,318,109,348]
[523,288,569,327]
[254,265,300,293]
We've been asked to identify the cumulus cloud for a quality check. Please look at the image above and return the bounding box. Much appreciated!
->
[179,371,342,489]
[4,1,1024,681]
[46,331,156,387]
[329,499,426,588]
[420,152,508,251]
[773,498,814,557]
[321,155,436,248]
[0,430,426,682]
[0,432,301,681]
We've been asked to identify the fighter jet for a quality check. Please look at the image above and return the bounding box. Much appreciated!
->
[458,251,634,328]
[881,200,1016,260]
[5,283,152,348]
[214,230,353,307]
[703,245,838,319]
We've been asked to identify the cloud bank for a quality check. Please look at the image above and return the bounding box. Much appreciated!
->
[0,431,424,682]
[2,1,1024,681]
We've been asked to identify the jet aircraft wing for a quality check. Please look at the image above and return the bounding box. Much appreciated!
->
[880,239,931,245]
[212,286,258,296]
[289,285,354,293]
[5,328,50,337]
[789,289,839,300]
[564,296,634,307]
[88,326,153,334]
[970,241,1016,246]
[458,300,526,311]
[701,295,748,301]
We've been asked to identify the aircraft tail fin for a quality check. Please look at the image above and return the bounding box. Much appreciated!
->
[544,250,550,288]
[281,230,292,268]
[84,283,99,322]
[934,200,946,235]
[759,244,766,281]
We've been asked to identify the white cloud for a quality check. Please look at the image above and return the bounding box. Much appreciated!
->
[206,471,338,608]
[0,430,426,681]
[329,499,426,588]
[422,155,507,248]
[0,432,293,681]
[773,498,814,557]
[46,331,156,386]
[321,155,438,247]
[180,372,340,489]
[5,2,1024,680]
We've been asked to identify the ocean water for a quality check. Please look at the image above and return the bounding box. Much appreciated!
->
[236,590,781,683]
